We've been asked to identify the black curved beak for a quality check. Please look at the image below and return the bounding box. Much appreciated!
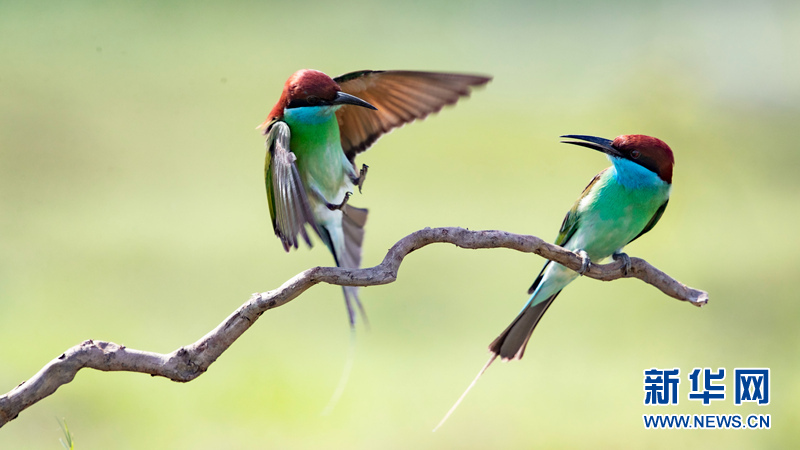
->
[332,91,377,110]
[560,135,621,157]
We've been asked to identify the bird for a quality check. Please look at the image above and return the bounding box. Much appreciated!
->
[435,134,675,430]
[260,69,491,327]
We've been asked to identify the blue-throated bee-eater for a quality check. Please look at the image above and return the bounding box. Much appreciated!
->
[260,69,491,326]
[436,134,675,430]
[490,134,674,359]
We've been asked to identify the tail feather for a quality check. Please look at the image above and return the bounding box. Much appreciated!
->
[341,204,368,269]
[327,204,368,327]
[315,205,369,414]
[433,353,498,432]
[321,327,358,416]
[342,285,369,329]
[489,292,561,360]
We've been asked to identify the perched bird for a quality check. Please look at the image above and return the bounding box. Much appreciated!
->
[261,69,490,326]
[436,134,675,430]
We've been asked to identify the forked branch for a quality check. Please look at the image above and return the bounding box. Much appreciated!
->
[0,227,707,427]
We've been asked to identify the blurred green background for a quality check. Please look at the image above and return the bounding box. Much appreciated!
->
[1,0,798,448]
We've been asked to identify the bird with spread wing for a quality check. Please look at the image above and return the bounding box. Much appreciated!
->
[260,69,491,326]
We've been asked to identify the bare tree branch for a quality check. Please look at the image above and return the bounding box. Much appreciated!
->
[0,227,707,427]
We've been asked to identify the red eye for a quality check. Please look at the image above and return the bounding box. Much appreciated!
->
[631,150,641,159]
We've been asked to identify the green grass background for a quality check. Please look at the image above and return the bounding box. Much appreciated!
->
[1,0,798,448]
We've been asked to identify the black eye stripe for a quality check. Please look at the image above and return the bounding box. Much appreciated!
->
[287,97,330,109]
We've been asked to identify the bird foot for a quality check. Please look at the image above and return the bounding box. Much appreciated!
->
[613,251,631,276]
[327,192,352,211]
[352,164,368,193]
[576,249,591,275]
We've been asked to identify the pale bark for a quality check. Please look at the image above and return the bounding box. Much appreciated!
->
[0,227,707,427]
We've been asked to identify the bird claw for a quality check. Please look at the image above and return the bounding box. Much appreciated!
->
[327,192,352,211]
[354,164,368,193]
[613,251,631,276]
[576,249,591,275]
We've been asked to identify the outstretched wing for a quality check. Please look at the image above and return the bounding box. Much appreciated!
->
[264,120,319,251]
[333,70,491,162]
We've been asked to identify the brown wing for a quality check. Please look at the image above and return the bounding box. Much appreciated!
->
[333,70,491,162]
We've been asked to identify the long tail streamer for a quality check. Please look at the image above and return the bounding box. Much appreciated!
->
[321,328,358,416]
[432,354,498,432]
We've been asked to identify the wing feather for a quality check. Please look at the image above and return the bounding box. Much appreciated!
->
[334,70,491,161]
[628,199,669,244]
[264,120,319,251]
[527,170,606,294]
